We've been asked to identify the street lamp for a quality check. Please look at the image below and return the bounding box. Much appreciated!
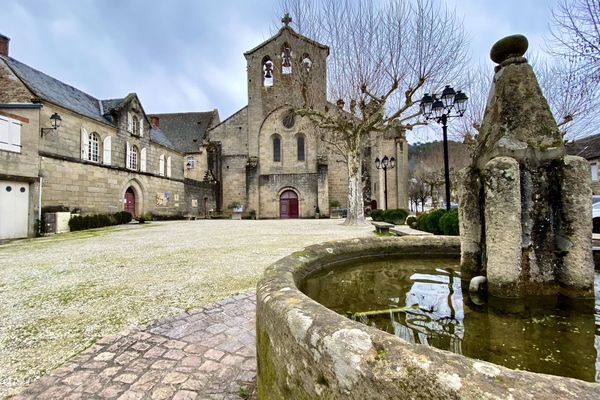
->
[420,86,468,210]
[40,112,62,137]
[375,155,396,210]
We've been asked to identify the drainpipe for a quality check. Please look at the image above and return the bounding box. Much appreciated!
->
[38,176,43,222]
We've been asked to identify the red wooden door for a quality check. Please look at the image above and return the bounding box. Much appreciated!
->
[124,188,136,217]
[280,190,299,219]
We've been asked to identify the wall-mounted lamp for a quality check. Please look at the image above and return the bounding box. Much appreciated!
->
[40,112,62,137]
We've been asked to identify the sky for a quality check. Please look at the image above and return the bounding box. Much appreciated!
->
[0,0,560,124]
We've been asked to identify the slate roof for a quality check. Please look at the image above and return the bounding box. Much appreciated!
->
[149,126,176,150]
[100,98,124,114]
[566,133,600,160]
[149,111,219,153]
[4,56,109,124]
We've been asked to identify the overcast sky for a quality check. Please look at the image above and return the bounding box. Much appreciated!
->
[1,0,559,123]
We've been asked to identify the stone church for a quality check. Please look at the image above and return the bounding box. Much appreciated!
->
[0,18,407,239]
[206,17,408,219]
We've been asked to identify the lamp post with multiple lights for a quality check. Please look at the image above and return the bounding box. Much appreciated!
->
[420,86,468,210]
[375,155,396,210]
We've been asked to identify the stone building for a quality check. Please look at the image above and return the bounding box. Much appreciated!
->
[206,19,407,218]
[0,33,216,239]
[566,133,600,194]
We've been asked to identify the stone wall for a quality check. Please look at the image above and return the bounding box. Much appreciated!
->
[41,156,186,217]
[183,178,217,218]
[256,236,600,399]
[258,173,318,218]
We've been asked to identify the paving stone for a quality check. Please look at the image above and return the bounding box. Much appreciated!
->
[15,291,258,399]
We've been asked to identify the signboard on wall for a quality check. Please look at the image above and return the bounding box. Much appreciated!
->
[156,192,170,206]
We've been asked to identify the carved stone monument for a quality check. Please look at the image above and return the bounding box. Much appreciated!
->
[458,35,594,298]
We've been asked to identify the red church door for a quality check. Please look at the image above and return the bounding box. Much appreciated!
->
[124,188,136,217]
[280,190,299,219]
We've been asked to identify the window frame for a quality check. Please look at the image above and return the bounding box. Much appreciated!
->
[297,134,305,161]
[591,162,598,182]
[0,115,22,153]
[88,132,100,163]
[273,135,281,162]
[130,145,139,170]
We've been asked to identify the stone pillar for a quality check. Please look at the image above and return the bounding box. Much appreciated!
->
[484,157,522,297]
[395,138,409,210]
[458,166,483,281]
[317,163,329,216]
[559,156,594,296]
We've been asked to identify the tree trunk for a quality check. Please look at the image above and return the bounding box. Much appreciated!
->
[343,150,366,225]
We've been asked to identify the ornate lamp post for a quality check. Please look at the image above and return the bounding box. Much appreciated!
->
[420,86,468,210]
[375,155,396,210]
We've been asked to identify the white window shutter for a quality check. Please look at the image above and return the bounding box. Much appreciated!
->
[8,120,21,152]
[127,112,133,132]
[126,141,131,169]
[159,154,165,176]
[103,136,112,165]
[167,156,172,177]
[139,118,144,137]
[140,148,147,172]
[81,127,89,160]
[0,117,9,151]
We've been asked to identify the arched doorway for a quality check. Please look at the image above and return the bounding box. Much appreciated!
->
[280,190,299,219]
[124,187,136,217]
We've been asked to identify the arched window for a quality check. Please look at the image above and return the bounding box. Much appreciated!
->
[302,53,312,71]
[88,132,100,162]
[297,134,305,161]
[262,56,274,87]
[159,154,165,176]
[130,145,139,170]
[281,43,292,74]
[273,135,281,162]
[132,115,139,136]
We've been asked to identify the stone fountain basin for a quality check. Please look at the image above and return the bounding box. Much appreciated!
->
[256,236,600,399]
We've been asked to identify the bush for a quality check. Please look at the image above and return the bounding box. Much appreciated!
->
[383,208,409,225]
[439,208,459,235]
[371,209,384,221]
[330,200,341,208]
[150,213,185,221]
[113,211,133,224]
[406,215,417,228]
[417,209,447,234]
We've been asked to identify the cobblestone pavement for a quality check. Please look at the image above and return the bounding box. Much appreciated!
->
[14,292,257,400]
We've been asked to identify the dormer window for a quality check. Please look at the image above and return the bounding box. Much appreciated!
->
[132,115,139,136]
[127,112,143,136]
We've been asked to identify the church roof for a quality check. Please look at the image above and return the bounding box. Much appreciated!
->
[566,133,600,160]
[149,126,176,150]
[4,56,109,124]
[243,26,329,56]
[149,111,219,153]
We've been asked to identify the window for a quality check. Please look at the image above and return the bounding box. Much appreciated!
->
[0,115,22,153]
[103,136,112,165]
[87,132,100,162]
[167,156,172,177]
[592,163,598,181]
[297,134,305,161]
[132,115,139,136]
[128,145,138,170]
[186,156,195,169]
[273,135,281,162]
[263,56,274,87]
[159,154,165,176]
[281,43,292,74]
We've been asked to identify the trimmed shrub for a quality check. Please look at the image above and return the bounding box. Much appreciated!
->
[406,215,417,228]
[439,208,459,235]
[383,208,409,225]
[113,211,133,224]
[69,212,132,232]
[371,209,384,221]
[417,208,447,234]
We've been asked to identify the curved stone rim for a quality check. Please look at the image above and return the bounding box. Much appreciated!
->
[256,236,600,399]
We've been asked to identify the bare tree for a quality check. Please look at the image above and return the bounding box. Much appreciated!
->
[279,0,467,225]
[549,0,600,84]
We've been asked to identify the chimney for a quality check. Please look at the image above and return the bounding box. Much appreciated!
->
[150,116,160,127]
[0,34,10,57]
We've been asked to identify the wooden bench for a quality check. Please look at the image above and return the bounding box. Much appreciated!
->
[371,221,394,234]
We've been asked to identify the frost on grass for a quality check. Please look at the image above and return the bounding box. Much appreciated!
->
[0,219,372,397]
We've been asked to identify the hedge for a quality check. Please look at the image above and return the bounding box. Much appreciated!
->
[439,208,459,235]
[371,209,385,221]
[383,208,409,225]
[415,208,459,236]
[69,211,132,232]
[406,215,417,228]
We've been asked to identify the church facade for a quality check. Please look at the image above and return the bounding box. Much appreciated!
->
[207,20,408,219]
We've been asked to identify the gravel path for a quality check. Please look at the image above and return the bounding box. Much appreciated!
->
[0,219,372,398]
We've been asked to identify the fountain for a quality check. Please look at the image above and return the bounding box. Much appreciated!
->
[255,35,600,399]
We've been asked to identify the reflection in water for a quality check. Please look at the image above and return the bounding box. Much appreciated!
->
[301,258,600,383]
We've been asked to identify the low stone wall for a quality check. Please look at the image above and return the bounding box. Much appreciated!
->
[256,236,600,399]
